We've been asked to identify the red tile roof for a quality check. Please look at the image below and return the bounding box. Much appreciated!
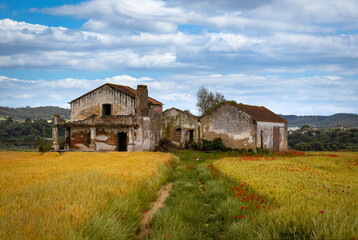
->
[70,83,162,105]
[234,103,287,123]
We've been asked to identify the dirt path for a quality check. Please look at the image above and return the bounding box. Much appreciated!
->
[138,183,172,240]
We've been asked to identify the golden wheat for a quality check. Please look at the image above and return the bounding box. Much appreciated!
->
[0,151,172,240]
[214,152,357,239]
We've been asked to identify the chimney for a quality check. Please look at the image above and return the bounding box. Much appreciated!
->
[135,85,149,116]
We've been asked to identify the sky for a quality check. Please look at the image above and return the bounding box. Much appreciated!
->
[0,0,357,116]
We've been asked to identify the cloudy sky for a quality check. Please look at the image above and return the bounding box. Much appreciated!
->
[0,0,357,115]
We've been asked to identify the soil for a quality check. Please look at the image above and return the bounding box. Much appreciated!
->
[138,183,172,239]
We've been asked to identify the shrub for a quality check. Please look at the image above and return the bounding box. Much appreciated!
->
[202,137,227,151]
[37,138,52,152]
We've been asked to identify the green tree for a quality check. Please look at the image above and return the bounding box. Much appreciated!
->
[196,86,225,115]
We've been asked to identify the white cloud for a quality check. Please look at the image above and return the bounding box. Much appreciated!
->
[0,50,178,70]
[41,0,186,33]
[1,18,357,75]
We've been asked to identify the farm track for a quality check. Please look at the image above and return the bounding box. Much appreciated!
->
[138,183,172,239]
[144,151,231,240]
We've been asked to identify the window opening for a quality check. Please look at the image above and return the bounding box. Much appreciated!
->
[102,104,112,116]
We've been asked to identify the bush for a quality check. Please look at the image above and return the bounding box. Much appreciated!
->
[37,138,52,152]
[202,137,227,151]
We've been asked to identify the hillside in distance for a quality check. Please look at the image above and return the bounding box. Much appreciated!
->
[1,106,357,128]
[281,113,358,128]
[0,106,70,120]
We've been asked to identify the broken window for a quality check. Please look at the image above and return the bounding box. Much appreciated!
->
[102,104,112,116]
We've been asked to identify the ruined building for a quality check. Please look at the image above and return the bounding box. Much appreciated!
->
[161,108,200,148]
[53,84,288,152]
[200,102,288,152]
[161,102,288,152]
[52,83,162,151]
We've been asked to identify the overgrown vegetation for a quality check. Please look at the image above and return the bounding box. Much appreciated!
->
[289,128,358,151]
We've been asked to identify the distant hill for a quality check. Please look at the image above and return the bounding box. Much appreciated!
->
[0,106,70,121]
[280,113,358,128]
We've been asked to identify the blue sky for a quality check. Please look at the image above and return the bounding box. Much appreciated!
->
[0,0,357,115]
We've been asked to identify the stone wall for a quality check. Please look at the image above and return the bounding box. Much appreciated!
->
[161,108,200,148]
[70,85,135,121]
[134,105,161,151]
[201,103,256,149]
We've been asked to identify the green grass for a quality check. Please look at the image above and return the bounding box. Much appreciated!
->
[147,150,357,240]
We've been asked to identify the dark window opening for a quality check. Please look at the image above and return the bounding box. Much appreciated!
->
[86,132,91,146]
[102,104,112,116]
[260,130,263,149]
[117,132,127,151]
[189,130,194,143]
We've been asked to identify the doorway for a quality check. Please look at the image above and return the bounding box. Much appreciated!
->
[188,130,194,143]
[273,127,280,152]
[117,132,127,151]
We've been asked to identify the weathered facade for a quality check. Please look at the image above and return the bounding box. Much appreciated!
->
[201,102,288,152]
[52,84,288,152]
[52,83,162,152]
[161,108,200,148]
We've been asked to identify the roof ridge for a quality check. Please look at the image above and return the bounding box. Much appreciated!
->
[69,83,162,105]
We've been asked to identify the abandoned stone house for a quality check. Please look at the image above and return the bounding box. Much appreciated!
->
[52,83,162,151]
[200,102,288,152]
[52,84,288,152]
[161,108,200,148]
[161,102,288,152]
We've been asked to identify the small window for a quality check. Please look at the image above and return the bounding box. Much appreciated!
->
[102,104,112,116]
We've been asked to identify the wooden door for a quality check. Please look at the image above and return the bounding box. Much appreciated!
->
[273,127,280,152]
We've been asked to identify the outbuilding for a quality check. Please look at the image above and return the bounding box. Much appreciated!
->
[201,102,288,151]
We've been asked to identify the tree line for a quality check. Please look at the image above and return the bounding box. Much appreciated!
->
[288,127,358,151]
[0,117,64,150]
[0,106,70,120]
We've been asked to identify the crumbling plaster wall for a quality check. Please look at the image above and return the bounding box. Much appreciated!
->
[70,126,132,151]
[256,121,288,151]
[201,104,256,149]
[134,105,161,151]
[70,127,90,150]
[70,85,135,121]
[161,108,200,147]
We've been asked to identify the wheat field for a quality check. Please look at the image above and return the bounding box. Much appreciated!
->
[0,151,172,240]
[214,152,357,239]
